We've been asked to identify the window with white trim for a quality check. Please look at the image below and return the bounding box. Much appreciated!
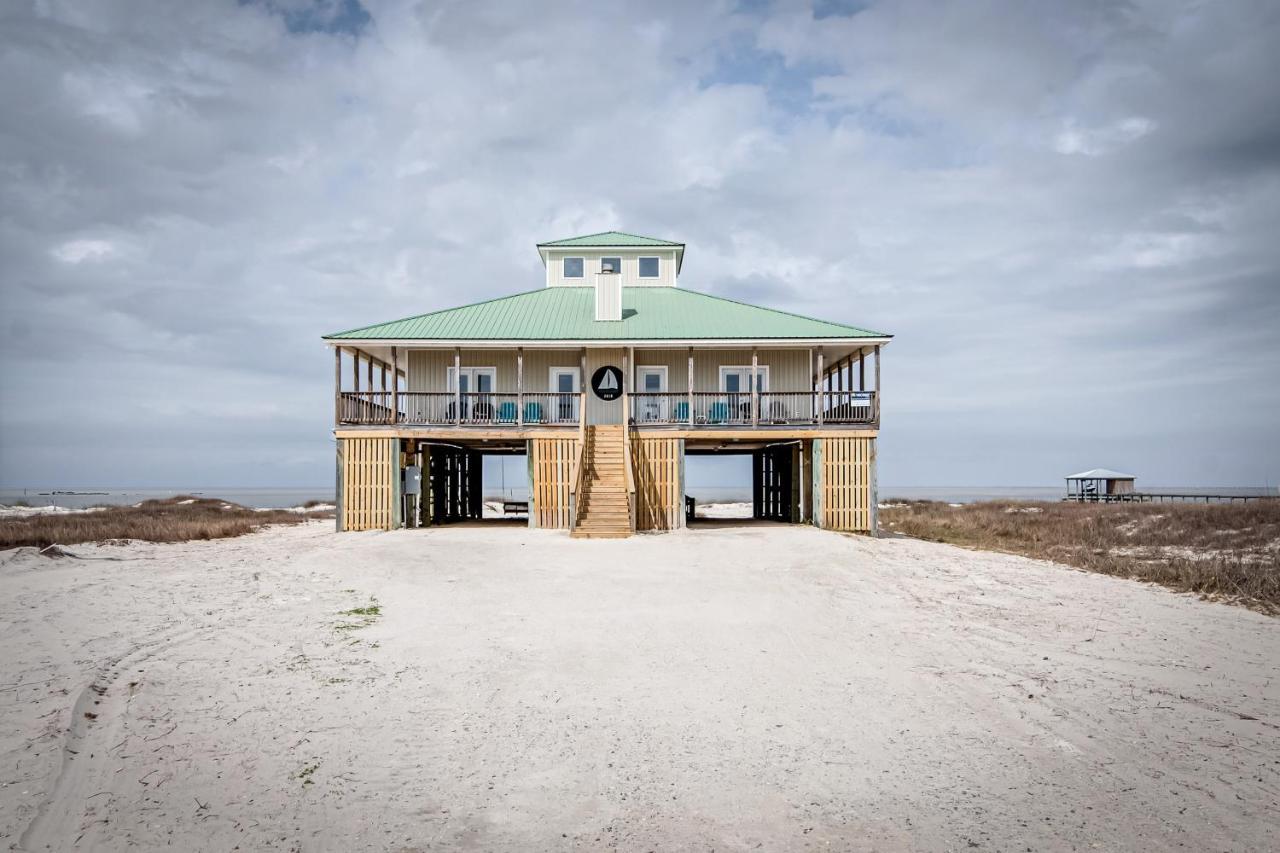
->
[563,257,584,278]
[447,366,496,394]
[719,365,768,393]
[638,257,660,278]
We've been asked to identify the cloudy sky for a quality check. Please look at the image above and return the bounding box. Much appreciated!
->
[1,0,1278,491]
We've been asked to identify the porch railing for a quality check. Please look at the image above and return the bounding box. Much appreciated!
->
[627,390,876,426]
[337,389,876,427]
[338,391,583,426]
[821,389,876,424]
[339,391,397,424]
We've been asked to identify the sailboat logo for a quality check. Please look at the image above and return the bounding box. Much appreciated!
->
[591,366,624,401]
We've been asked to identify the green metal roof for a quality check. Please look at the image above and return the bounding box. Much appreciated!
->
[537,231,683,248]
[324,287,890,341]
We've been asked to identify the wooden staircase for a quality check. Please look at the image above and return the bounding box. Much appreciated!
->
[571,425,634,539]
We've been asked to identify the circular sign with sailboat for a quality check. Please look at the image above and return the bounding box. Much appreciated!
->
[590,366,623,401]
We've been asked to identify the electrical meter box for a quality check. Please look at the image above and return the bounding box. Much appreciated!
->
[403,465,422,496]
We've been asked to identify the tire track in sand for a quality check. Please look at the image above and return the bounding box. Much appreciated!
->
[17,624,259,850]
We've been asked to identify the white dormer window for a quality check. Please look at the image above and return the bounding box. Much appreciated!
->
[638,257,659,278]
[563,257,584,278]
[601,257,621,274]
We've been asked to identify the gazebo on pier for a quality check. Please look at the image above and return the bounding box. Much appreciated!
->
[1065,468,1137,502]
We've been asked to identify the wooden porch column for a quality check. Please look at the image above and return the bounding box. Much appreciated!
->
[816,348,824,426]
[873,344,881,423]
[453,347,462,426]
[836,355,844,402]
[579,348,587,427]
[858,348,866,391]
[351,348,360,394]
[390,346,398,425]
[367,355,374,400]
[334,347,342,424]
[516,347,524,427]
[751,347,759,427]
[622,347,630,424]
[687,347,694,426]
[808,348,814,421]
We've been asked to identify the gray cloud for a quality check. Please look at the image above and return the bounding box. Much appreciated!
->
[1,0,1277,489]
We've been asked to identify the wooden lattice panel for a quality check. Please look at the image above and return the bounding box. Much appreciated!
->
[340,437,397,531]
[820,436,875,533]
[631,436,683,531]
[530,437,580,529]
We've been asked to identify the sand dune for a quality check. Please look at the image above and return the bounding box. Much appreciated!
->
[1,522,1276,850]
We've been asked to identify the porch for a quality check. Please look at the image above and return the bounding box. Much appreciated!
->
[337,389,877,427]
[332,344,881,430]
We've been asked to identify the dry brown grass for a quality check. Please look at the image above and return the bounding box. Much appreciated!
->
[879,499,1280,613]
[0,496,334,550]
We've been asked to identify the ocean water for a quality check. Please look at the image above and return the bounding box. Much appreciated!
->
[2,484,1271,510]
[0,488,333,510]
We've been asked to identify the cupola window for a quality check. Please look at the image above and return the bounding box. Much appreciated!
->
[563,257,584,278]
[638,257,659,278]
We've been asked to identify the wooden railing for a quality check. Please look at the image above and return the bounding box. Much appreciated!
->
[338,391,397,424]
[622,421,636,532]
[820,389,876,424]
[338,389,877,428]
[570,393,587,528]
[627,390,877,427]
[338,391,584,426]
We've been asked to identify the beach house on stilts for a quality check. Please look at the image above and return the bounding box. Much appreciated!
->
[324,232,892,537]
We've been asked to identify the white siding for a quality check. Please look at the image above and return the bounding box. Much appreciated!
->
[544,249,678,287]
[405,347,813,394]
[585,348,625,425]
[634,348,811,392]
[407,348,582,393]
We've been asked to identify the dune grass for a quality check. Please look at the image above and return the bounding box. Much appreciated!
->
[0,496,333,550]
[879,499,1280,613]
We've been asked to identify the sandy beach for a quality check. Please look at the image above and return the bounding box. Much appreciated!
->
[1,521,1276,851]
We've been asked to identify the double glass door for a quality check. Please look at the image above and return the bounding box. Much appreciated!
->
[719,367,768,423]
[447,367,495,421]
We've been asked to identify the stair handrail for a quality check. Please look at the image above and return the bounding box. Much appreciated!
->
[622,394,637,527]
[569,391,587,528]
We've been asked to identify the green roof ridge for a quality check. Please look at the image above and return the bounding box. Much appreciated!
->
[323,285,891,341]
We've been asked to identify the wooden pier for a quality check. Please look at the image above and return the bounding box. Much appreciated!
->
[1065,492,1275,505]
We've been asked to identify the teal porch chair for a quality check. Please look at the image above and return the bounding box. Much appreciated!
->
[708,401,729,423]
[523,401,544,424]
[497,401,518,423]
[672,401,689,423]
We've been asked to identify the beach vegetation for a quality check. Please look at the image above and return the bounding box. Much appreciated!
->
[0,496,333,550]
[880,500,1280,613]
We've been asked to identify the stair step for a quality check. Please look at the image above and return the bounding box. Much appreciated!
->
[573,426,633,538]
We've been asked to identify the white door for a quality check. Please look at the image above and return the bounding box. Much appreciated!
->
[636,366,668,422]
[549,367,580,424]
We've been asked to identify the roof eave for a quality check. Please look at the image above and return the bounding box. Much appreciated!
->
[536,242,685,250]
[324,335,892,347]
